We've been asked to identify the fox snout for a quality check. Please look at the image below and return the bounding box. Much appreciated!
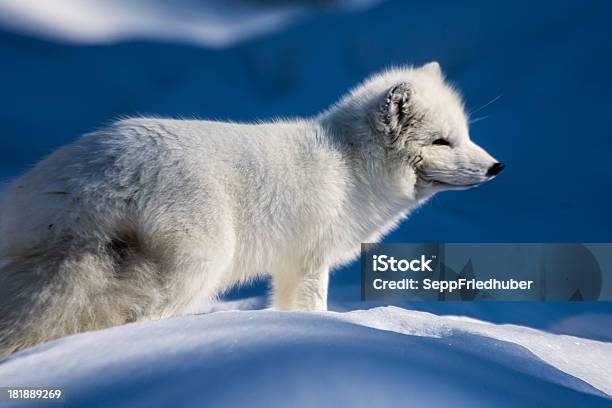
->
[487,162,505,177]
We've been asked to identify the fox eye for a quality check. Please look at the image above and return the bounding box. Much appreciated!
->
[432,138,451,146]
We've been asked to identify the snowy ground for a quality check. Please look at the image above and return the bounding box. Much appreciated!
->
[0,0,382,47]
[1,305,610,407]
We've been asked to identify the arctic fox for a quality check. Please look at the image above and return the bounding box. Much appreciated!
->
[0,63,503,356]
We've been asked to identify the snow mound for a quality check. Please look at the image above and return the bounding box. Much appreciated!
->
[0,307,610,407]
[0,0,383,47]
[338,307,612,396]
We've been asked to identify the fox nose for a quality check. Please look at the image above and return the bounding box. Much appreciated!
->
[487,162,505,177]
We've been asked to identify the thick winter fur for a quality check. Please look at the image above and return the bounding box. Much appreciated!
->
[0,63,502,356]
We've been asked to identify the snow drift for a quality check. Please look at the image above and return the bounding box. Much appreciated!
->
[0,0,383,47]
[0,307,610,407]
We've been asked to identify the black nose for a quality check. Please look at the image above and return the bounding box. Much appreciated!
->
[487,162,505,177]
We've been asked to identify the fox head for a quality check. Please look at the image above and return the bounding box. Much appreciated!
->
[324,63,504,201]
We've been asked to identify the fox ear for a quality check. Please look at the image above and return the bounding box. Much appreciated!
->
[422,61,443,78]
[377,82,412,144]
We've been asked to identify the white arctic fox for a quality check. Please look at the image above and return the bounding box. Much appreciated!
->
[0,63,503,356]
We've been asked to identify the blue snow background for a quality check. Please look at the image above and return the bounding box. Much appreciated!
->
[0,0,611,338]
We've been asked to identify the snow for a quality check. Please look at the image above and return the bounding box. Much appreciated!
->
[341,307,612,396]
[0,306,610,407]
[0,0,383,48]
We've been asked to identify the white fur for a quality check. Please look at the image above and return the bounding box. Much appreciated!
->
[0,63,500,356]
